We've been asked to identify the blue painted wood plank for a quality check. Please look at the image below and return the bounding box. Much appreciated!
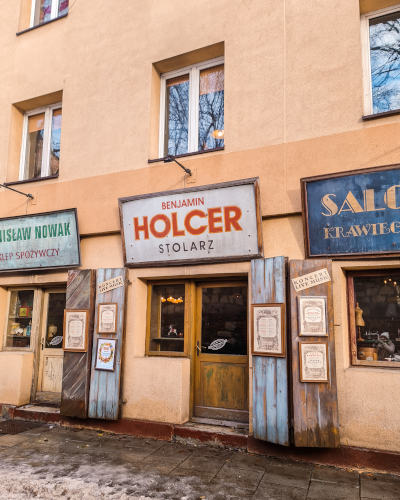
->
[266,357,277,443]
[276,357,289,446]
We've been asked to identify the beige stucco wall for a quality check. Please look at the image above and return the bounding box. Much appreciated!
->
[0,352,33,405]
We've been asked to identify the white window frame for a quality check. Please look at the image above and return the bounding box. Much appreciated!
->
[19,102,62,181]
[30,0,61,28]
[159,56,225,158]
[361,3,400,115]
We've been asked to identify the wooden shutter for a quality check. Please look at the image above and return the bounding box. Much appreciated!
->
[88,268,127,420]
[289,259,340,448]
[251,257,289,446]
[61,269,96,418]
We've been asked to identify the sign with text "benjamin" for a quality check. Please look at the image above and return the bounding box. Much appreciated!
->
[0,209,81,272]
[119,178,263,267]
[302,164,400,258]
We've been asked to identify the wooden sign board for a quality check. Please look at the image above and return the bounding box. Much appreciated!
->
[291,268,331,292]
[119,178,263,267]
[98,276,124,294]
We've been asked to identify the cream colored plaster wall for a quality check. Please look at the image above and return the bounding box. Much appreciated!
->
[0,352,33,405]
[263,216,305,260]
[333,260,400,453]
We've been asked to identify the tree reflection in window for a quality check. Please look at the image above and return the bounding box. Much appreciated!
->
[370,13,400,113]
[165,75,189,156]
[198,65,224,151]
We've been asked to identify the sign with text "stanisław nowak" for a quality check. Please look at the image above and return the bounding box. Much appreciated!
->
[302,165,400,258]
[119,178,263,267]
[0,209,81,271]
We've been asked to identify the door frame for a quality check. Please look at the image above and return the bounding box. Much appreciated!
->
[190,279,249,422]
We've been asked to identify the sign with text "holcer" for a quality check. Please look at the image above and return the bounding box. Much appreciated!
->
[302,164,400,258]
[119,179,263,267]
[0,209,81,272]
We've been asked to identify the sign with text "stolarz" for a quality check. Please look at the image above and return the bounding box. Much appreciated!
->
[119,179,263,267]
[302,165,400,258]
[0,209,81,271]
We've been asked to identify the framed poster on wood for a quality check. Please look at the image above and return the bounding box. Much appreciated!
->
[299,342,329,383]
[95,338,117,371]
[298,296,328,336]
[97,303,118,334]
[251,303,285,357]
[63,310,89,352]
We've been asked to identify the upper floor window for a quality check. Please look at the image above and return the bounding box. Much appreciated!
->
[31,0,69,28]
[19,103,62,181]
[159,57,224,158]
[362,5,400,114]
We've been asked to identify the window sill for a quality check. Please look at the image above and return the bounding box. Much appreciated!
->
[4,173,59,186]
[352,360,400,369]
[362,108,400,121]
[148,146,224,164]
[16,13,68,36]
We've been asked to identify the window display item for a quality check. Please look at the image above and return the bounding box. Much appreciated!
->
[5,290,35,348]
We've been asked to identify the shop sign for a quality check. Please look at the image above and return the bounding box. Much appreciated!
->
[119,178,263,267]
[291,268,331,292]
[0,209,81,272]
[302,165,400,258]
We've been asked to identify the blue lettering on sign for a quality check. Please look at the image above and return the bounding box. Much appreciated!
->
[305,168,400,256]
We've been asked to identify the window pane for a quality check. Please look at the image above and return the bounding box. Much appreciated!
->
[6,290,35,348]
[149,284,185,352]
[50,108,62,176]
[33,0,53,26]
[201,286,247,355]
[58,0,69,16]
[353,274,400,363]
[45,293,66,349]
[165,75,189,156]
[25,113,45,180]
[369,13,400,113]
[198,64,224,151]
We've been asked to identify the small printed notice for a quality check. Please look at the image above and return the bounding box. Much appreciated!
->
[292,268,331,293]
[251,304,285,357]
[298,296,328,336]
[299,342,329,383]
[98,276,124,294]
[63,310,89,352]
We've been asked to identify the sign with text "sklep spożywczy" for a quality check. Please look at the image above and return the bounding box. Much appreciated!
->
[0,209,81,271]
[119,179,263,267]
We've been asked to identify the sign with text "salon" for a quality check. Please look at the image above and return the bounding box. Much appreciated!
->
[119,179,263,267]
[0,209,81,272]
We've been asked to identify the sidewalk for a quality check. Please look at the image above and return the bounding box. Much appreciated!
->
[0,425,398,499]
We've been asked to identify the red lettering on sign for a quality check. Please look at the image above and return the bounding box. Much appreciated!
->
[208,208,223,234]
[184,210,207,236]
[150,214,171,239]
[171,212,185,237]
[224,206,243,232]
[134,216,149,241]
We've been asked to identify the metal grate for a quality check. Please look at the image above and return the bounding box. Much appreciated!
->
[0,420,42,435]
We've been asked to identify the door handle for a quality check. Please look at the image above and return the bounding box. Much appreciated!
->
[196,341,201,356]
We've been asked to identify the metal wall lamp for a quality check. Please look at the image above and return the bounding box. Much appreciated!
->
[163,154,192,176]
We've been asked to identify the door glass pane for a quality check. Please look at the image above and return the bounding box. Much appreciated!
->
[6,290,34,348]
[25,113,45,179]
[198,64,224,151]
[45,293,66,349]
[201,286,247,355]
[149,284,185,352]
[58,0,69,16]
[50,108,62,176]
[33,0,53,26]
[164,75,189,156]
[370,13,400,113]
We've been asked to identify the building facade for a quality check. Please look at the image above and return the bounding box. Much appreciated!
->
[1,0,400,466]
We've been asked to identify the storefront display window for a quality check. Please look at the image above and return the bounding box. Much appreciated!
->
[44,292,66,349]
[147,283,187,355]
[348,271,400,366]
[5,289,35,348]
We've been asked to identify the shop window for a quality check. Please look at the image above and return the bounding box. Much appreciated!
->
[147,283,189,356]
[362,5,400,115]
[348,270,400,366]
[4,289,37,348]
[159,57,224,157]
[31,0,69,27]
[19,104,62,180]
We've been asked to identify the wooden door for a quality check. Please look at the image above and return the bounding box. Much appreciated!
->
[194,281,249,423]
[36,288,66,404]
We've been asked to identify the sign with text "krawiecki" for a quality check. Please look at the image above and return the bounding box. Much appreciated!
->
[0,209,81,271]
[119,178,263,267]
[302,164,400,258]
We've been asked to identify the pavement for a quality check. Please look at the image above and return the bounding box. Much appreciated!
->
[0,425,399,500]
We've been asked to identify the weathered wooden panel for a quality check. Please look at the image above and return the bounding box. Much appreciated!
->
[42,356,63,392]
[60,269,96,418]
[251,257,289,446]
[201,362,247,410]
[289,259,340,448]
[88,268,127,420]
